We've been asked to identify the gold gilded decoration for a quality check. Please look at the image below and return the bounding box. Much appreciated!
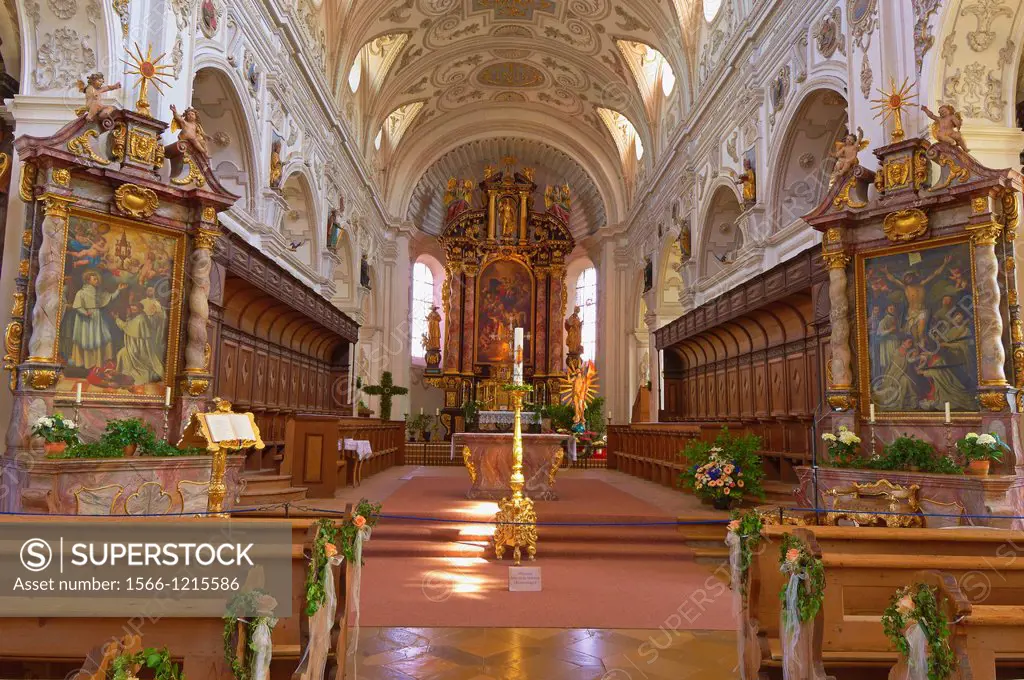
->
[870,77,916,143]
[10,291,25,319]
[170,151,206,187]
[474,0,554,20]
[833,175,867,209]
[967,221,1002,246]
[127,130,159,165]
[492,387,538,565]
[193,228,220,251]
[111,123,127,162]
[821,250,850,270]
[67,129,111,165]
[825,227,842,244]
[52,168,71,187]
[929,154,970,191]
[112,0,130,38]
[3,320,23,389]
[972,196,989,214]
[202,206,217,223]
[827,394,856,410]
[25,368,59,390]
[114,183,159,218]
[883,209,929,242]
[885,159,910,188]
[18,162,37,202]
[180,374,210,396]
[0,151,8,182]
[979,392,1007,412]
[462,446,477,485]
[122,43,174,117]
[913,149,930,189]
[1002,191,1019,233]
[41,193,76,218]
[17,260,29,277]
[269,139,282,187]
[476,62,546,88]
[824,479,923,528]
[547,448,564,487]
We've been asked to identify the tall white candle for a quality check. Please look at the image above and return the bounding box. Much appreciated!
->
[164,386,171,408]
[513,327,524,385]
[435,407,440,416]
[420,407,424,415]
[869,403,875,424]
[75,383,82,404]
[944,402,951,424]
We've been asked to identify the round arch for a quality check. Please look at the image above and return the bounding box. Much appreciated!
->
[696,184,744,278]
[280,169,322,272]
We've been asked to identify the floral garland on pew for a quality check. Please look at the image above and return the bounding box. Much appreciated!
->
[111,647,183,680]
[727,510,764,597]
[881,583,957,680]
[305,500,381,615]
[778,534,825,623]
[223,589,279,680]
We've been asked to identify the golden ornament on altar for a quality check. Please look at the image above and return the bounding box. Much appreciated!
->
[871,77,917,143]
[122,43,174,118]
[559,360,598,426]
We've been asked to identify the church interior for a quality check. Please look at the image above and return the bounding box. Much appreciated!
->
[2,0,1024,678]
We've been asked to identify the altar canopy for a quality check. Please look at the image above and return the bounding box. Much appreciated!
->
[425,158,576,436]
[453,432,574,500]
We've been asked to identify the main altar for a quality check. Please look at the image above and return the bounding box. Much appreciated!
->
[425,157,576,438]
[455,432,574,500]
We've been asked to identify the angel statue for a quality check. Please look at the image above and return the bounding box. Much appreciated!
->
[545,183,572,225]
[76,72,122,124]
[829,126,869,186]
[169,104,211,158]
[922,104,969,152]
[560,360,598,429]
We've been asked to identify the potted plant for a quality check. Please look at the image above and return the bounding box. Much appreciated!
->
[956,432,1006,475]
[357,399,373,418]
[405,414,432,442]
[102,418,154,456]
[462,399,482,432]
[31,413,79,455]
[866,434,962,474]
[821,425,862,467]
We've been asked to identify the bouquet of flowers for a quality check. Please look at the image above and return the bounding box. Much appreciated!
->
[575,430,607,458]
[31,413,79,444]
[821,425,862,468]
[692,447,745,505]
[956,432,1006,463]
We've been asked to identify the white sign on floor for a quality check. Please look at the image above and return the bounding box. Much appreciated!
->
[508,566,542,592]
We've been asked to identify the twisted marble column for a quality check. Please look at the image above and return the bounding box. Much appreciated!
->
[823,250,853,391]
[971,224,1007,386]
[26,196,75,363]
[184,228,218,373]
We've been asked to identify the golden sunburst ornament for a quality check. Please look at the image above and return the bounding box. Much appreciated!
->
[122,43,174,118]
[558,360,599,427]
[870,77,917,143]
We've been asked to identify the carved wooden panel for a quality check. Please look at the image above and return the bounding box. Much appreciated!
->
[218,341,238,403]
[253,349,268,407]
[768,358,787,417]
[787,354,807,417]
[236,345,254,406]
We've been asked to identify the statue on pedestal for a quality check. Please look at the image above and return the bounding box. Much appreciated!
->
[922,104,969,152]
[169,105,210,158]
[565,305,583,374]
[77,73,122,125]
[736,156,756,204]
[830,126,868,186]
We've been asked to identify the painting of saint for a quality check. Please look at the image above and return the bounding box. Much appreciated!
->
[476,259,532,364]
[57,213,183,399]
[861,240,978,413]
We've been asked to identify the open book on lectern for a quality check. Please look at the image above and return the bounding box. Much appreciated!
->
[204,413,258,442]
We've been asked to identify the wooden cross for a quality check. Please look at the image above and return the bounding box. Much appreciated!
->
[362,371,408,421]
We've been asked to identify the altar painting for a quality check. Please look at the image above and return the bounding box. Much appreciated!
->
[56,212,185,399]
[859,238,978,413]
[476,259,532,364]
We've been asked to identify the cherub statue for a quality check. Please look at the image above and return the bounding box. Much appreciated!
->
[169,104,210,158]
[922,104,969,152]
[76,73,122,124]
[829,126,869,186]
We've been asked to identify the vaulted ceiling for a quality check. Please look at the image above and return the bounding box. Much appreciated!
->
[328,0,694,234]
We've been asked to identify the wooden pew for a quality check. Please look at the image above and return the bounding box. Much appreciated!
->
[0,517,349,680]
[283,414,343,498]
[742,525,1024,679]
[337,417,404,486]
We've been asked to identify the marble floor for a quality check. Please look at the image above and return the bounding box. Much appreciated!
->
[347,627,738,680]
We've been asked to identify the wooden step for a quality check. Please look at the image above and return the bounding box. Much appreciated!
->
[237,485,308,506]
[240,472,293,493]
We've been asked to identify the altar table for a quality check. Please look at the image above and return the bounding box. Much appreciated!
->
[452,432,574,500]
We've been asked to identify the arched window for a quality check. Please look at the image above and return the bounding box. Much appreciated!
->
[704,0,723,21]
[575,267,598,363]
[348,54,362,93]
[411,262,434,359]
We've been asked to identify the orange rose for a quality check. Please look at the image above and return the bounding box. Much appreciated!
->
[723,488,731,495]
[324,543,338,558]
[727,520,740,532]
[353,515,367,529]
[786,548,800,564]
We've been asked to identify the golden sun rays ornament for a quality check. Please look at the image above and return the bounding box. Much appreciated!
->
[871,77,917,143]
[122,43,174,118]
[559,360,599,427]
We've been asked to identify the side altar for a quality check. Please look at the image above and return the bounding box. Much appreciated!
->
[424,158,576,437]
[454,432,574,501]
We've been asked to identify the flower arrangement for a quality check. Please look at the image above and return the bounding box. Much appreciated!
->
[821,425,862,468]
[223,589,279,680]
[304,500,381,615]
[778,533,825,624]
[31,413,79,445]
[881,582,957,680]
[728,510,764,596]
[680,428,764,507]
[956,432,1006,475]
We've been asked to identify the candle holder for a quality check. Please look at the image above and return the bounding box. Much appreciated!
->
[945,421,953,458]
[162,403,171,442]
[494,383,537,565]
[869,421,877,458]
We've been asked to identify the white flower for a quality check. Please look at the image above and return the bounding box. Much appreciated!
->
[838,431,859,445]
[822,433,837,442]
[65,421,77,429]
[965,432,979,440]
[976,434,996,446]
[838,425,849,432]
[39,417,54,428]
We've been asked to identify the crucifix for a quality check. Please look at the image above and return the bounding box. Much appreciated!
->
[362,371,408,421]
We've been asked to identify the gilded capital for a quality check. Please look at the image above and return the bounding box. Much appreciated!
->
[193,228,221,251]
[968,221,1003,246]
[40,193,76,218]
[822,250,850,270]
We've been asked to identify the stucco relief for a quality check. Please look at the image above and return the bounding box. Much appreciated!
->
[34,27,96,90]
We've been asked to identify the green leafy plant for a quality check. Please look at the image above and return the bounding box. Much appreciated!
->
[881,582,957,680]
[110,647,183,680]
[223,589,278,680]
[541,403,575,432]
[956,432,1007,464]
[679,428,765,504]
[31,413,79,444]
[102,418,154,448]
[778,533,825,624]
[305,500,382,616]
[866,435,963,474]
[462,399,483,427]
[821,425,863,468]
[728,510,763,597]
[406,414,432,440]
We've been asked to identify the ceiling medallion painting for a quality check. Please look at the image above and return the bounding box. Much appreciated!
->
[472,0,557,21]
[476,62,546,88]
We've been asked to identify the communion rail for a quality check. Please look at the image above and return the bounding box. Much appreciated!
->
[404,441,607,469]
